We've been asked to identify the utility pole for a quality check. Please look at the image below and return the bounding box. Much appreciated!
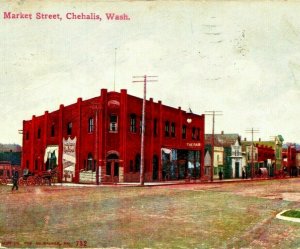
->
[90,103,102,185]
[133,75,158,186]
[270,135,278,177]
[205,111,222,182]
[245,128,259,179]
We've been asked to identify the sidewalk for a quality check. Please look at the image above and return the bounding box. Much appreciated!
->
[50,177,268,188]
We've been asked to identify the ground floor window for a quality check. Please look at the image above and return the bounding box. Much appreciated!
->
[87,153,93,171]
[152,155,159,180]
[106,163,111,176]
[161,149,201,180]
[135,154,141,172]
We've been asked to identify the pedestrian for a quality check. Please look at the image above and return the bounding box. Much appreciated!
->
[218,170,223,180]
[12,171,19,191]
[242,169,245,179]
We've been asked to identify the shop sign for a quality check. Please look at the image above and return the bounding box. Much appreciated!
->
[63,137,76,182]
[186,142,201,147]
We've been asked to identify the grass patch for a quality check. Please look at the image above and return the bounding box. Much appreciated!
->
[281,210,300,218]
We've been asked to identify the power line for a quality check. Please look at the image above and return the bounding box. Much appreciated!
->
[205,111,223,182]
[132,75,158,186]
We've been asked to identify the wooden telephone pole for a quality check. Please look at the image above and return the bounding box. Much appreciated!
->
[245,128,259,179]
[90,103,102,185]
[133,75,158,186]
[205,111,222,182]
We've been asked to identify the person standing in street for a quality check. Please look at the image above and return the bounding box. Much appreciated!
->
[12,171,19,191]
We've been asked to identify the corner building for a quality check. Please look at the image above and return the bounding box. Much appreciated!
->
[22,89,205,184]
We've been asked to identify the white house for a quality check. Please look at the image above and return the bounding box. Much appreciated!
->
[231,139,243,178]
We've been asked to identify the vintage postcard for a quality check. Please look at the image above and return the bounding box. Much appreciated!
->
[1,1,300,248]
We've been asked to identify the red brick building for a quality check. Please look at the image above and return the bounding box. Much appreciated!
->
[0,162,21,180]
[282,144,298,176]
[256,144,275,168]
[22,89,205,184]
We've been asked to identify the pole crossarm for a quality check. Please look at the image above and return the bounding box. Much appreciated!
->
[132,75,158,186]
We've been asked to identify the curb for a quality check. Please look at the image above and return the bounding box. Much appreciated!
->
[276,210,300,223]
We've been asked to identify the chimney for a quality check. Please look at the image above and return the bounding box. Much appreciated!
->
[259,138,261,142]
[244,138,247,141]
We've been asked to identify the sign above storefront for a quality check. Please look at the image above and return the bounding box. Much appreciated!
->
[186,142,201,147]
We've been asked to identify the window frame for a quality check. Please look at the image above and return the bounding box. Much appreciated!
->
[109,114,118,132]
[153,118,158,137]
[130,114,137,133]
[182,125,187,139]
[51,124,55,137]
[67,122,72,136]
[165,121,170,137]
[37,128,41,139]
[171,122,176,137]
[88,117,94,133]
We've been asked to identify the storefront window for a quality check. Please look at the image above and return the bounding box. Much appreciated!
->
[135,154,141,172]
[87,153,93,171]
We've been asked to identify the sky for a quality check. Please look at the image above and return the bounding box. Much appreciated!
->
[1,1,300,145]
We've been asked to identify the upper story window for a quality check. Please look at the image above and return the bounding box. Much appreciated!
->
[192,127,196,140]
[109,114,118,132]
[182,125,186,139]
[196,128,200,140]
[35,159,38,171]
[88,117,94,133]
[37,128,41,139]
[171,122,176,137]
[51,124,55,137]
[165,121,170,137]
[26,131,30,140]
[153,118,158,137]
[139,118,143,134]
[67,122,72,135]
[130,114,137,133]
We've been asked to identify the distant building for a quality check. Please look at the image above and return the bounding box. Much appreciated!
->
[241,136,283,177]
[0,150,22,179]
[230,139,243,178]
[282,143,298,176]
[205,132,240,179]
[22,89,205,184]
[0,143,21,152]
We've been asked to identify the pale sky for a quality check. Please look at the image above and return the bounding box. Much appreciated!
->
[1,1,300,145]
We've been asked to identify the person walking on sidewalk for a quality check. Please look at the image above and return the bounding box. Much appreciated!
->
[12,171,19,191]
[218,170,223,180]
